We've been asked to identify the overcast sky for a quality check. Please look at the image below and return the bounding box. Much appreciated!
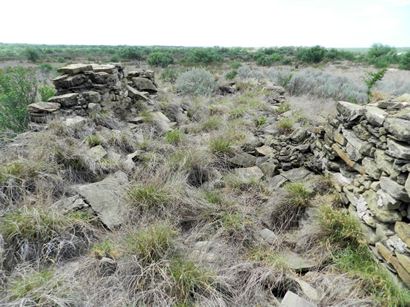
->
[1,0,409,47]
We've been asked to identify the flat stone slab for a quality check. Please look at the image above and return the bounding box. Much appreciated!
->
[49,93,79,107]
[229,152,257,167]
[364,105,387,126]
[256,145,274,156]
[279,250,317,271]
[28,102,60,113]
[280,291,316,307]
[57,63,93,75]
[384,117,410,142]
[71,171,129,230]
[234,166,263,181]
[280,167,311,182]
[337,101,364,121]
[380,176,410,202]
[386,139,410,160]
[269,174,288,190]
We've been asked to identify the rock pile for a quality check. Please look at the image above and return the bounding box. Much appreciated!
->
[28,64,158,123]
[320,96,410,287]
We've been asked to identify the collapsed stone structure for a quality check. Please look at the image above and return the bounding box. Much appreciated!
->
[319,96,410,287]
[28,63,157,123]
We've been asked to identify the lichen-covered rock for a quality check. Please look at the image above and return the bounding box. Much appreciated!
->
[380,176,410,202]
[364,105,388,126]
[58,63,93,75]
[49,93,79,107]
[386,139,410,160]
[336,101,364,121]
[384,117,410,142]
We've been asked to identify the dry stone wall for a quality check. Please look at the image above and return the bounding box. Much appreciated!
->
[319,96,410,287]
[28,63,157,123]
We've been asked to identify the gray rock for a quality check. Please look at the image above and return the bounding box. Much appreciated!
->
[52,195,89,213]
[337,101,364,121]
[406,174,410,198]
[380,176,410,202]
[258,162,277,177]
[28,102,60,113]
[127,85,149,101]
[64,116,87,128]
[279,250,317,271]
[364,190,401,223]
[88,103,101,112]
[234,166,264,181]
[49,93,79,107]
[280,291,316,307]
[72,171,129,229]
[86,145,107,162]
[281,167,311,182]
[269,175,288,190]
[91,64,117,74]
[393,108,410,121]
[152,112,173,133]
[375,150,399,178]
[289,128,309,143]
[386,139,410,160]
[346,143,362,161]
[362,157,381,179]
[259,228,277,244]
[131,77,158,93]
[229,152,257,167]
[343,129,372,156]
[58,63,93,75]
[364,106,388,126]
[384,117,410,142]
[82,91,101,103]
[377,189,401,210]
[255,145,274,156]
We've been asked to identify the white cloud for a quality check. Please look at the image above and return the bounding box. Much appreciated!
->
[0,0,408,47]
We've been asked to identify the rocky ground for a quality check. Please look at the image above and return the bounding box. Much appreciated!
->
[0,63,409,306]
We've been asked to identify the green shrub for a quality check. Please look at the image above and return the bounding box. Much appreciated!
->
[364,68,386,103]
[0,160,40,184]
[277,102,290,114]
[85,134,102,147]
[255,53,283,66]
[184,48,222,65]
[285,182,312,207]
[202,116,223,131]
[126,222,177,263]
[230,61,242,69]
[0,67,37,132]
[24,48,41,62]
[165,129,183,144]
[38,84,56,101]
[367,43,398,68]
[334,246,410,306]
[209,137,233,155]
[147,51,174,67]
[225,70,238,80]
[399,51,410,70]
[296,46,327,63]
[92,240,119,259]
[277,117,294,132]
[9,269,54,300]
[318,205,363,247]
[203,190,223,204]
[175,68,216,96]
[38,63,53,74]
[255,116,267,127]
[169,258,214,304]
[128,183,172,210]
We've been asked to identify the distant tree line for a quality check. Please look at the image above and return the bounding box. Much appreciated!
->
[0,43,409,70]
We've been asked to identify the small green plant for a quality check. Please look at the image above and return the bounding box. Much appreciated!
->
[318,205,363,247]
[24,47,41,62]
[203,190,223,205]
[277,102,290,114]
[0,160,39,184]
[38,84,56,101]
[165,129,183,145]
[225,70,238,80]
[334,246,410,306]
[255,116,267,127]
[128,183,172,210]
[139,110,154,123]
[85,134,102,147]
[175,68,216,96]
[364,68,386,103]
[220,212,246,232]
[229,107,246,119]
[147,51,174,67]
[161,67,179,83]
[285,182,312,207]
[249,247,288,270]
[126,222,177,263]
[399,51,410,70]
[169,258,214,304]
[201,116,222,131]
[209,137,233,155]
[9,269,54,300]
[92,240,119,259]
[230,61,242,69]
[277,117,294,132]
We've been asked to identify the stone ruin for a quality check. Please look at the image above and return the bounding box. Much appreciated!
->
[318,97,410,287]
[28,63,158,123]
[26,63,410,287]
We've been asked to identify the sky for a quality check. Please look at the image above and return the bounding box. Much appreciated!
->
[1,0,410,48]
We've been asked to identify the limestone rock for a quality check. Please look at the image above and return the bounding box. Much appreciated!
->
[364,190,401,223]
[126,85,149,101]
[259,228,277,244]
[86,145,107,162]
[362,157,381,180]
[343,129,372,156]
[406,174,410,198]
[336,101,364,121]
[49,93,79,107]
[52,195,89,214]
[386,139,410,160]
[269,174,288,190]
[82,91,101,104]
[384,117,410,142]
[72,171,129,229]
[375,150,399,178]
[229,152,257,167]
[151,111,173,133]
[364,106,388,126]
[380,176,410,202]
[280,291,316,307]
[280,167,311,182]
[91,64,117,74]
[395,222,410,248]
[64,116,87,128]
[396,253,410,274]
[28,102,60,113]
[256,145,274,156]
[131,77,157,93]
[279,250,317,271]
[58,63,93,75]
[234,166,264,181]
